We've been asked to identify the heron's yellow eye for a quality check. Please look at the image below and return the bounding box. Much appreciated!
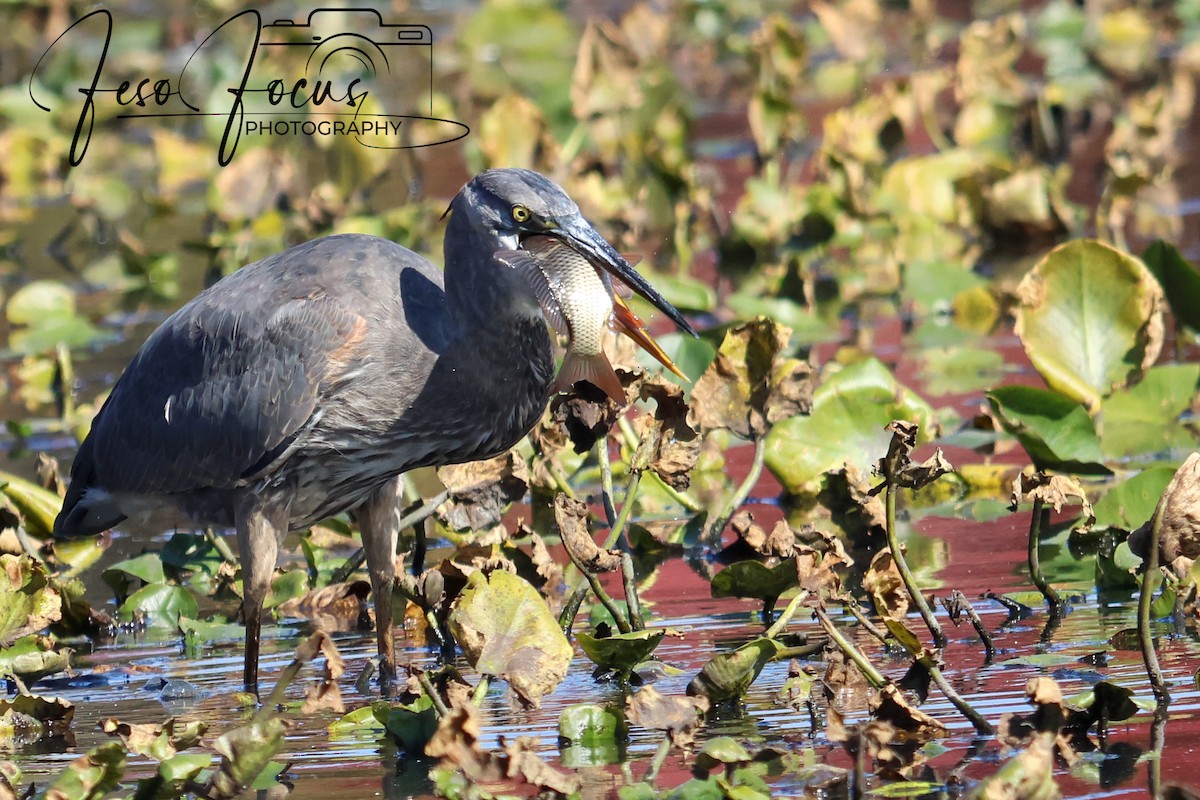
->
[511,205,531,223]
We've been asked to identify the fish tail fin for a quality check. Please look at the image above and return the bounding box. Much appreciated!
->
[555,353,626,403]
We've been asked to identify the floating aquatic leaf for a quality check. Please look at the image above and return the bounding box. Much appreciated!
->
[768,359,936,496]
[1014,239,1164,413]
[986,387,1108,474]
[102,553,167,602]
[383,694,438,754]
[0,692,73,746]
[577,629,665,675]
[558,703,625,768]
[276,580,369,631]
[0,636,71,682]
[133,753,213,800]
[970,732,1057,799]
[99,717,206,762]
[1128,453,1200,578]
[626,685,708,747]
[118,583,199,629]
[449,570,572,707]
[687,637,783,703]
[204,717,286,800]
[710,560,798,607]
[1094,467,1176,531]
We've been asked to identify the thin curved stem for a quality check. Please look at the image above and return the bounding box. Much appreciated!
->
[705,436,766,543]
[814,607,887,688]
[1028,498,1063,614]
[765,590,809,639]
[922,655,994,736]
[597,438,618,527]
[885,482,946,649]
[1138,506,1171,705]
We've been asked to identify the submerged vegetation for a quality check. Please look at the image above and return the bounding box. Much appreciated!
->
[1,0,1200,797]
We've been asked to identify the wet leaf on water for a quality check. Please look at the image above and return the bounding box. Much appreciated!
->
[178,615,248,643]
[577,629,666,675]
[1063,680,1149,728]
[871,683,948,737]
[626,685,709,747]
[134,752,213,800]
[1128,453,1200,578]
[778,660,814,710]
[1143,240,1200,332]
[710,560,798,606]
[382,693,438,754]
[437,452,530,532]
[449,569,572,707]
[0,692,73,745]
[204,717,287,800]
[870,781,948,798]
[916,345,1006,397]
[42,741,125,800]
[687,637,784,704]
[1014,239,1164,413]
[1098,364,1200,459]
[693,736,753,774]
[768,359,936,496]
[692,318,806,439]
[0,555,61,646]
[99,717,206,762]
[118,583,198,629]
[558,703,626,745]
[1094,467,1176,531]
[826,706,908,775]
[0,635,72,682]
[986,387,1109,475]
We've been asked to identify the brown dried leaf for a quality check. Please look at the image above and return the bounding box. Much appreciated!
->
[692,318,796,438]
[765,358,815,424]
[870,683,948,737]
[626,686,709,748]
[796,528,852,596]
[729,510,795,558]
[437,453,529,532]
[524,528,565,594]
[976,732,1059,800]
[1130,453,1200,578]
[638,375,701,491]
[863,549,909,622]
[875,421,954,491]
[1010,471,1096,529]
[426,704,501,782]
[822,645,872,712]
[501,736,582,795]
[554,494,620,573]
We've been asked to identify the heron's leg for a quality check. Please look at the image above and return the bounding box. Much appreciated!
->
[356,476,402,693]
[234,492,287,697]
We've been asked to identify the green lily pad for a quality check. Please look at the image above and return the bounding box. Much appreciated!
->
[0,471,63,538]
[558,703,626,767]
[102,553,167,601]
[766,358,936,496]
[1143,240,1200,331]
[1064,680,1151,723]
[382,694,438,753]
[916,345,1006,397]
[577,629,666,674]
[449,570,573,707]
[118,583,199,628]
[868,781,947,798]
[1099,364,1200,459]
[1014,239,1164,412]
[205,718,285,799]
[688,637,784,703]
[986,386,1109,474]
[710,560,798,605]
[1093,467,1177,530]
[694,737,753,773]
[135,753,213,799]
[0,636,72,682]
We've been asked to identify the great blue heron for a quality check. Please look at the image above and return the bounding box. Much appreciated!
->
[54,168,695,694]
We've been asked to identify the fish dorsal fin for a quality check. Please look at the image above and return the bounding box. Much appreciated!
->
[494,249,569,335]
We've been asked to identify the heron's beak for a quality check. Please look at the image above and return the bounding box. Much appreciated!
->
[557,219,698,339]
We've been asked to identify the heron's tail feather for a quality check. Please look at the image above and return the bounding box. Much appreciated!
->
[555,353,625,403]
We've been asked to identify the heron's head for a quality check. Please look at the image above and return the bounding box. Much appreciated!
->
[450,168,697,337]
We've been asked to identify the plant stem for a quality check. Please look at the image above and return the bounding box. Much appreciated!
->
[597,438,618,527]
[885,482,946,649]
[844,602,890,646]
[621,553,644,631]
[1138,505,1171,705]
[471,676,490,707]
[204,527,239,565]
[560,526,632,635]
[1028,498,1063,614]
[604,468,643,550]
[814,607,887,688]
[418,671,450,718]
[942,590,995,663]
[765,590,810,639]
[704,436,766,543]
[644,735,672,785]
[921,655,994,735]
[558,585,588,635]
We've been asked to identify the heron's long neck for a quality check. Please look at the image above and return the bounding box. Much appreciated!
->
[439,209,555,446]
